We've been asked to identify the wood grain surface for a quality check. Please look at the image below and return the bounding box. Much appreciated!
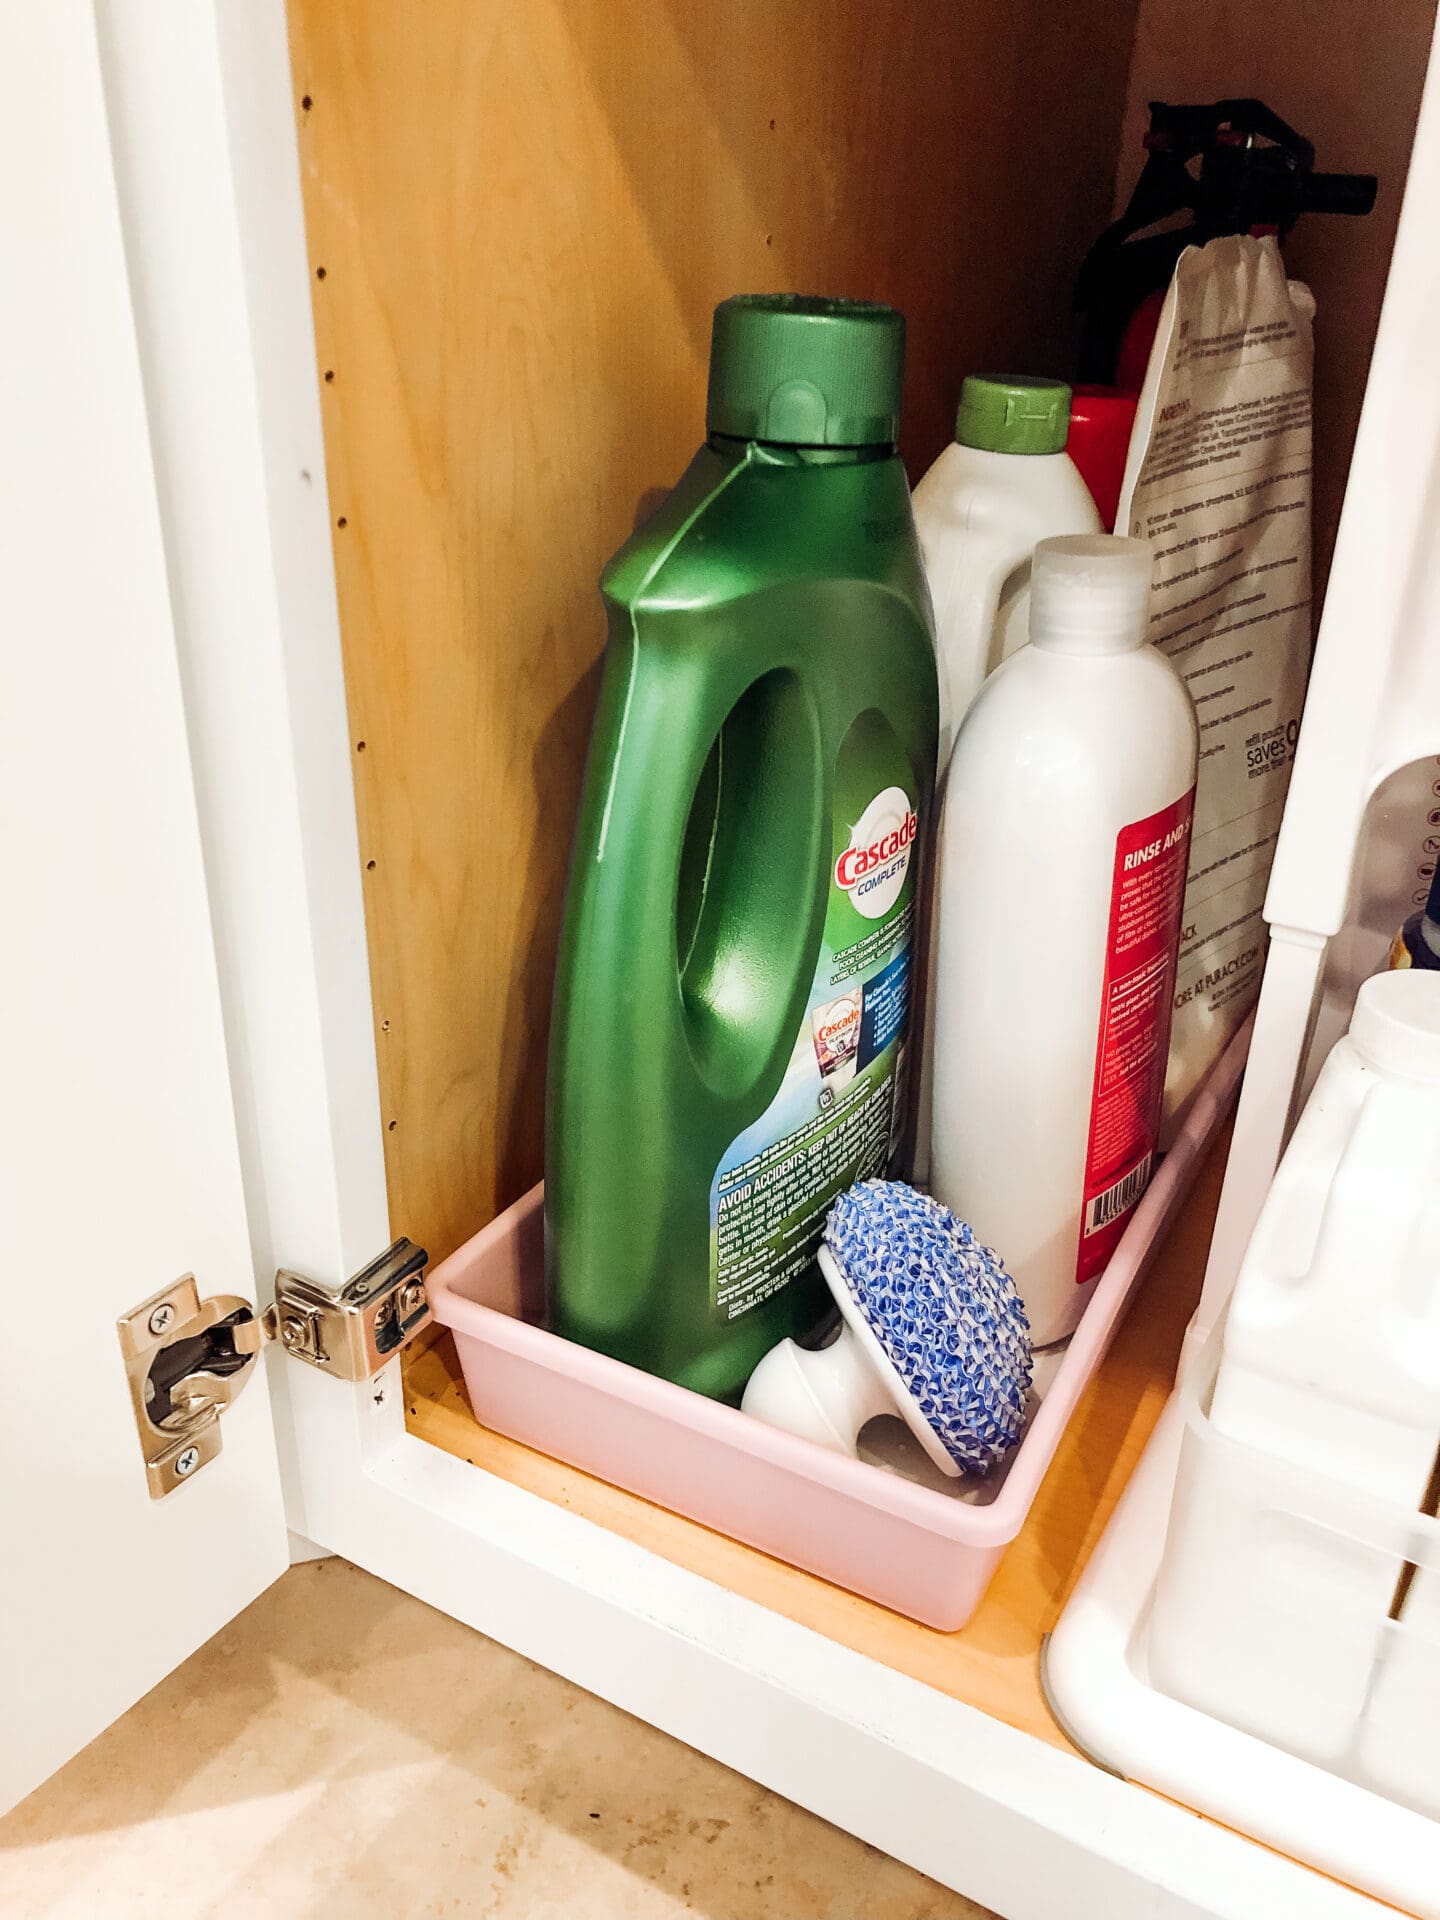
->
[284,0,1142,1262]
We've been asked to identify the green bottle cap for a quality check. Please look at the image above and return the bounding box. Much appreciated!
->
[955,375,1072,455]
[706,295,905,448]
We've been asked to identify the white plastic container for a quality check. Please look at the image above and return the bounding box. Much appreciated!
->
[1209,967,1440,1504]
[930,535,1198,1346]
[911,375,1102,772]
[911,376,1102,1188]
[1148,968,1440,1773]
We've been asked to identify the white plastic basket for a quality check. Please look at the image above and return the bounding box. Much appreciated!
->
[1154,1322,1440,1822]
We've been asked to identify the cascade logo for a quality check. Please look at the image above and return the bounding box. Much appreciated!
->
[811,991,861,1082]
[835,785,917,920]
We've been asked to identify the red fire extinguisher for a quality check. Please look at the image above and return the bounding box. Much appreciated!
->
[1068,99,1375,529]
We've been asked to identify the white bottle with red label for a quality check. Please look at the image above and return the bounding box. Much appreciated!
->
[929,534,1197,1345]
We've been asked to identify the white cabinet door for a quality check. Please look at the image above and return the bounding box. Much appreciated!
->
[0,1,288,1814]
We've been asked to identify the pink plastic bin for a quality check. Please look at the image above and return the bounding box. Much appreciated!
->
[426,1029,1246,1630]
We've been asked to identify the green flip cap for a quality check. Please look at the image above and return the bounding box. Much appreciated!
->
[706,294,905,448]
[955,374,1072,455]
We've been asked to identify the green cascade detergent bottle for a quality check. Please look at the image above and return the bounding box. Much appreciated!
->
[546,295,938,1404]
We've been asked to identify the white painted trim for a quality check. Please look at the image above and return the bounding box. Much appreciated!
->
[94,0,391,1542]
[286,1532,334,1566]
[99,3,1399,1912]
[95,0,390,1298]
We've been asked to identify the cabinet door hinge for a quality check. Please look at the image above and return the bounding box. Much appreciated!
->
[118,1277,265,1498]
[119,1239,428,1497]
[267,1238,430,1382]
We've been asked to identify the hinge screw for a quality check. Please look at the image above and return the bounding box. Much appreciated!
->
[398,1278,427,1318]
[175,1445,201,1478]
[148,1302,177,1336]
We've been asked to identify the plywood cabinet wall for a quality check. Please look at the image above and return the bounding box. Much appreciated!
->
[287,0,1431,1267]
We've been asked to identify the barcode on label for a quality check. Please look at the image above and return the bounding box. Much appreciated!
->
[1084,1153,1154,1236]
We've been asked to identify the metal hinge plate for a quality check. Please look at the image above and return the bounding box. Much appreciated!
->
[119,1237,428,1496]
[267,1237,430,1382]
[118,1276,265,1499]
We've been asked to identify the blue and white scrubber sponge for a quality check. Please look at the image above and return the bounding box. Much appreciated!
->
[823,1180,1032,1473]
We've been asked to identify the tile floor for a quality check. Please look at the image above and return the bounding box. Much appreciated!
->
[0,1558,995,1918]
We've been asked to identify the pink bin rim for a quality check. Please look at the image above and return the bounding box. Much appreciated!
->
[426,1024,1248,1562]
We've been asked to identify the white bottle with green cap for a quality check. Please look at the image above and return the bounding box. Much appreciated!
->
[913,375,1102,771]
[910,377,1102,1189]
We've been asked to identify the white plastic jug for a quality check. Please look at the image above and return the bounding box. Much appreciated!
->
[1148,968,1440,1796]
[911,375,1102,773]
[929,535,1197,1346]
